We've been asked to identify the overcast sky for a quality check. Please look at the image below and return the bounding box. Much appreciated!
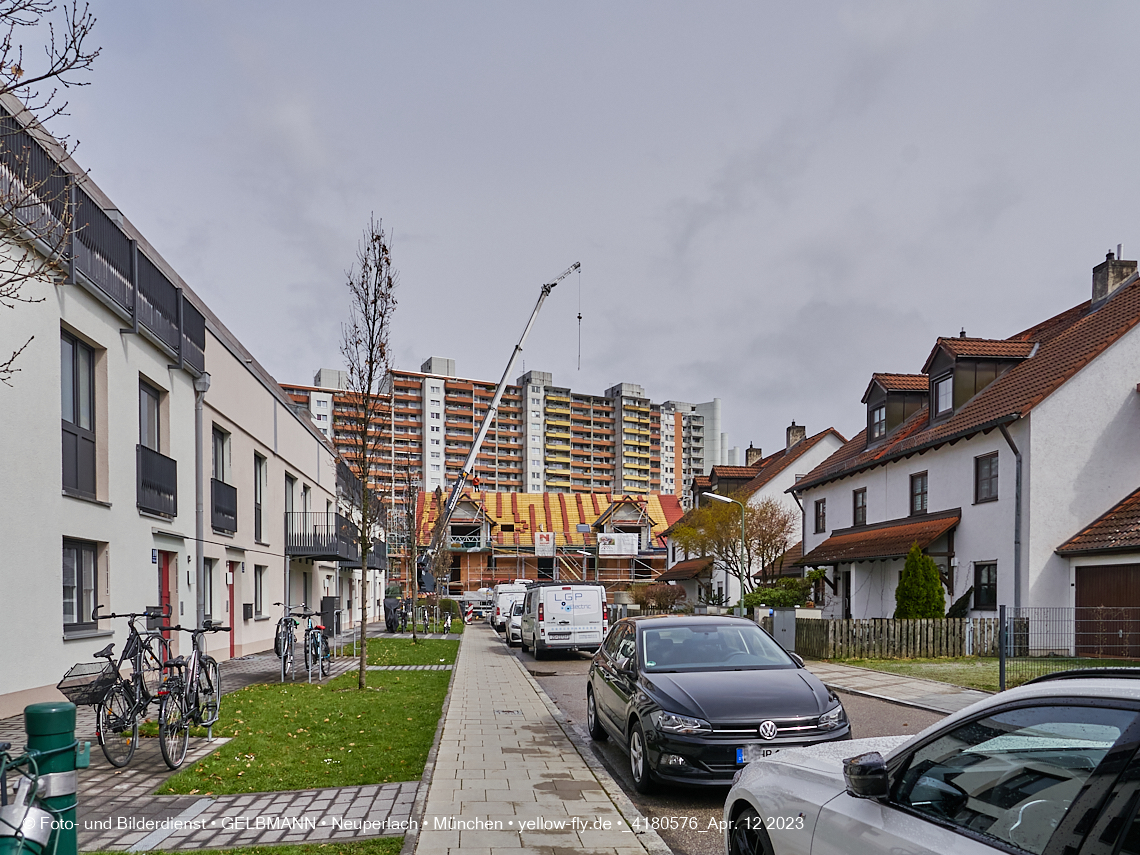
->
[43,1,1140,457]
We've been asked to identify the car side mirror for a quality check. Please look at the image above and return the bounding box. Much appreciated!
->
[615,655,635,675]
[788,652,804,667]
[843,752,889,799]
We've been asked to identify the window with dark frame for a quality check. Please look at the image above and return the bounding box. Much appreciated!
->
[254,454,266,542]
[853,488,867,526]
[869,405,886,440]
[974,562,997,610]
[910,471,928,515]
[61,332,96,496]
[63,539,97,632]
[975,452,998,503]
[212,426,228,483]
[814,498,827,533]
[204,558,215,620]
[933,375,953,416]
[139,382,161,451]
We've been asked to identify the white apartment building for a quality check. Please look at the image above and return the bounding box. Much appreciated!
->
[0,97,370,717]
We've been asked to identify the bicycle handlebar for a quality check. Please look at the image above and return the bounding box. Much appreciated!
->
[91,604,172,622]
[162,623,232,634]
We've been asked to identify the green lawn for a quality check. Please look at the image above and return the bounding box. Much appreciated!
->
[837,656,1140,692]
[342,637,459,667]
[95,841,403,855]
[156,667,450,795]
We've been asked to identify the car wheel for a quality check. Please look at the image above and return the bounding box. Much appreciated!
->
[629,721,654,793]
[507,634,517,648]
[533,639,545,660]
[728,806,774,855]
[586,688,608,741]
[520,634,530,652]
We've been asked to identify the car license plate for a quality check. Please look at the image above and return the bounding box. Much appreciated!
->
[579,632,600,641]
[549,632,570,639]
[737,744,774,763]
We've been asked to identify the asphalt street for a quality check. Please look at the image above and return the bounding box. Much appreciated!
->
[495,629,946,855]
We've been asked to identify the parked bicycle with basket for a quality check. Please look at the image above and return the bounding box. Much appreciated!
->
[57,605,171,768]
[300,608,331,681]
[156,620,230,770]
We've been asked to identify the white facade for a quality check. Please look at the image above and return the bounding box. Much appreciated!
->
[797,271,1140,619]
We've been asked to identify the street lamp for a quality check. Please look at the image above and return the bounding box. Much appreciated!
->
[703,492,745,606]
[576,550,592,582]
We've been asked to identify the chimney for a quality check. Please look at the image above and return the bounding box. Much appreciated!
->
[745,443,764,467]
[1093,251,1138,305]
[786,421,806,451]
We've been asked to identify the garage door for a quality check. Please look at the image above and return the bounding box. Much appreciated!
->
[1075,565,1140,657]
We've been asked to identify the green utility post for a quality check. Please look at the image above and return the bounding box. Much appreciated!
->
[25,702,82,855]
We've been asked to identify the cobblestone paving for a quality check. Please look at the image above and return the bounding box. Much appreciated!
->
[1,622,454,851]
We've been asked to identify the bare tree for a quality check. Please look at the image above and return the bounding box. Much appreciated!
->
[670,493,796,599]
[0,1,98,386]
[340,216,398,689]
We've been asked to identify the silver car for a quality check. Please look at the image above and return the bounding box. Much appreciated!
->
[507,602,523,648]
[723,669,1140,855]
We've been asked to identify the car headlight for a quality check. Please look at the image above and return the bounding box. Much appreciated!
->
[819,704,846,730]
[649,710,712,734]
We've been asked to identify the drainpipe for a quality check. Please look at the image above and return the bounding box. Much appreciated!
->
[999,423,1022,609]
[194,372,212,627]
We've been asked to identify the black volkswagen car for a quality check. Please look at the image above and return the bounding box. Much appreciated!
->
[586,615,850,792]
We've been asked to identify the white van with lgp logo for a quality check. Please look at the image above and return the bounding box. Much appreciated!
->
[520,583,607,659]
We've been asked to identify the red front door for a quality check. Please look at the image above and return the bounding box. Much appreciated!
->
[158,552,173,641]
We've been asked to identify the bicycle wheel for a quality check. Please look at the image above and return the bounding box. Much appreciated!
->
[139,636,171,703]
[304,631,315,677]
[319,634,330,677]
[96,683,138,768]
[281,634,293,682]
[158,690,189,770]
[199,657,222,726]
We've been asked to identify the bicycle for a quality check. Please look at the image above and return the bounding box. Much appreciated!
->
[157,620,230,770]
[443,611,453,634]
[301,609,331,681]
[273,602,303,682]
[58,605,171,768]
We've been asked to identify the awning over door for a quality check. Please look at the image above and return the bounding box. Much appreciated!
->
[797,509,960,566]
[657,557,713,581]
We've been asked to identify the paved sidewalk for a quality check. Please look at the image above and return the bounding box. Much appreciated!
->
[806,661,991,714]
[410,626,650,855]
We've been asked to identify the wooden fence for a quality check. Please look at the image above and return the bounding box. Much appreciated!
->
[780,617,1000,660]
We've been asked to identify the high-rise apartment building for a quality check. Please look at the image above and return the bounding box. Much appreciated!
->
[281,358,722,508]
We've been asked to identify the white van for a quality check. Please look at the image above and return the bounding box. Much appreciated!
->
[491,580,531,632]
[520,583,607,658]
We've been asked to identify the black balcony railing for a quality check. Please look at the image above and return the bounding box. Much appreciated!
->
[285,512,360,562]
[136,445,177,517]
[211,478,237,533]
[0,105,207,376]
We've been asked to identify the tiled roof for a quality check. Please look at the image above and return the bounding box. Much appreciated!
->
[921,337,1036,373]
[693,476,711,489]
[1056,487,1140,556]
[738,429,846,497]
[657,557,713,581]
[711,465,763,480]
[756,541,803,578]
[794,278,1140,492]
[797,510,960,565]
[863,374,929,402]
[415,491,684,549]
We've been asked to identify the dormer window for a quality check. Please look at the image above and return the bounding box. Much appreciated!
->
[933,375,953,416]
[869,405,886,440]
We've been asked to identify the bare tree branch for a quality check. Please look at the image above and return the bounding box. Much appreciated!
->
[340,215,398,688]
[0,1,99,386]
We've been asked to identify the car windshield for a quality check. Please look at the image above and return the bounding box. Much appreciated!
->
[640,622,795,671]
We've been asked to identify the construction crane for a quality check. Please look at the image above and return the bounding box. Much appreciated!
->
[417,262,580,591]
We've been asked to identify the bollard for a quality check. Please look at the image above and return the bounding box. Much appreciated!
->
[24,702,79,855]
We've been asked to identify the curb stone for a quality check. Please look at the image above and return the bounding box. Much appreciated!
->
[511,651,673,855]
[398,631,462,855]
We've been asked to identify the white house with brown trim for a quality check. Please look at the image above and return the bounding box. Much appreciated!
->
[661,424,845,606]
[793,252,1140,621]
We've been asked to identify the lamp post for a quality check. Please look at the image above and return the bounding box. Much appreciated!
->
[703,492,745,605]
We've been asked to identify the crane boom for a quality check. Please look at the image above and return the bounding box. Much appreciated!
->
[420,262,580,576]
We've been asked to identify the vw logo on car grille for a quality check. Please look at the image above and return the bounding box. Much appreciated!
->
[758,720,778,740]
